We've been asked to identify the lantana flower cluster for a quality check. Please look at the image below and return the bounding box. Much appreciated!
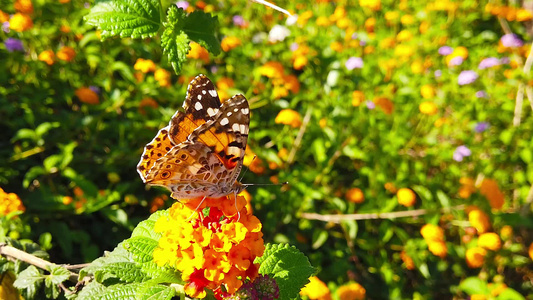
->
[153,195,265,299]
[0,188,25,216]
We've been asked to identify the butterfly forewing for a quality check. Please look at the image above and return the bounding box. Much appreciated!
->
[168,74,222,145]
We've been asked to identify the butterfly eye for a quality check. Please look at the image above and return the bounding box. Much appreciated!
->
[160,171,171,179]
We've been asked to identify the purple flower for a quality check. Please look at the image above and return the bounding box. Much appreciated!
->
[500,57,510,64]
[501,34,524,48]
[2,22,9,33]
[359,40,367,46]
[346,57,363,70]
[478,57,500,69]
[458,70,478,85]
[232,15,245,26]
[366,101,375,109]
[351,33,358,40]
[434,70,442,78]
[290,42,299,52]
[176,1,189,9]
[474,122,489,133]
[449,56,464,66]
[475,90,488,98]
[89,86,100,94]
[438,46,453,56]
[210,65,218,74]
[5,38,24,52]
[453,145,471,162]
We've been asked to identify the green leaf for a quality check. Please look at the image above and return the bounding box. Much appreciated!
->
[47,265,71,285]
[13,265,44,299]
[458,277,489,295]
[161,6,190,73]
[256,243,315,300]
[136,283,176,300]
[311,230,328,249]
[124,236,158,263]
[131,210,165,240]
[496,287,526,300]
[80,242,134,282]
[79,283,141,300]
[182,11,220,55]
[436,190,450,208]
[100,262,149,283]
[85,0,162,39]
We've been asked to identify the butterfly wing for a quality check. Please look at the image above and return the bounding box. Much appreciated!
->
[137,74,222,182]
[168,74,222,144]
[189,94,250,186]
[145,94,250,198]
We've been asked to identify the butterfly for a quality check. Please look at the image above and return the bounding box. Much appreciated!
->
[137,74,250,200]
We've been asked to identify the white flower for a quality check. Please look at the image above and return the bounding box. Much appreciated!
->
[268,25,290,43]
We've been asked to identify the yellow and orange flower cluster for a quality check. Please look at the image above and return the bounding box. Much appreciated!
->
[400,250,415,270]
[187,42,210,63]
[458,177,505,210]
[0,188,25,216]
[300,276,331,300]
[420,224,447,258]
[337,282,366,300]
[75,87,99,105]
[259,62,300,99]
[396,188,416,207]
[275,109,302,128]
[485,4,533,22]
[153,196,264,298]
[9,13,33,32]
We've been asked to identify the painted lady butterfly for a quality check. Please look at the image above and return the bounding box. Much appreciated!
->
[137,74,250,199]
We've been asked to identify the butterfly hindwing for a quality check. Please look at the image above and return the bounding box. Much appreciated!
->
[136,126,174,181]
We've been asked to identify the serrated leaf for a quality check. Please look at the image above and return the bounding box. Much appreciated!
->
[161,6,190,73]
[13,265,43,298]
[79,283,141,300]
[136,283,176,300]
[85,0,161,39]
[48,265,71,285]
[44,276,61,299]
[256,244,315,300]
[124,236,158,263]
[131,210,165,240]
[80,242,134,281]
[182,11,220,55]
[100,262,149,283]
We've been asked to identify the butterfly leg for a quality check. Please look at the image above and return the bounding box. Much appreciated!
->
[187,195,208,220]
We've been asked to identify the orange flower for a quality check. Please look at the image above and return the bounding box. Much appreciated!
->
[300,276,332,300]
[138,98,158,115]
[293,55,308,70]
[500,225,513,240]
[38,50,55,65]
[62,196,73,205]
[397,188,416,207]
[466,247,486,268]
[421,224,444,242]
[14,0,33,14]
[216,77,235,101]
[0,188,25,215]
[75,87,99,105]
[479,179,504,210]
[478,232,501,251]
[400,251,415,270]
[419,101,438,115]
[458,177,476,199]
[468,207,491,234]
[346,188,364,204]
[60,25,71,33]
[154,68,171,87]
[374,97,394,114]
[9,13,33,32]
[275,109,302,128]
[330,41,343,52]
[149,194,168,213]
[427,240,447,258]
[153,195,263,298]
[187,42,210,63]
[56,46,76,62]
[337,282,366,300]
[259,61,285,78]
[0,10,9,23]
[364,17,375,33]
[352,91,365,107]
[133,58,156,73]
[221,36,241,52]
[384,182,397,193]
[359,0,380,11]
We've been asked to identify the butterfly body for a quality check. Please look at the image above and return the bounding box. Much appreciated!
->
[137,75,249,199]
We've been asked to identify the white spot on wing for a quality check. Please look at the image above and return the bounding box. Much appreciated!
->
[241,108,249,114]
[240,124,247,133]
[220,118,229,126]
[195,102,203,110]
[202,90,206,94]
[197,95,202,100]
[207,107,218,116]
[234,108,239,112]
[227,112,232,116]
[209,90,217,97]
[232,123,240,131]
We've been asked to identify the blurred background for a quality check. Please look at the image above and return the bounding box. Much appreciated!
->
[1,0,533,298]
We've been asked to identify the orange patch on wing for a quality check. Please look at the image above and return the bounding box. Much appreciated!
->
[138,127,174,178]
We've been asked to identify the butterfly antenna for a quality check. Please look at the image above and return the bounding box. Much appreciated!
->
[187,195,207,220]
[238,155,256,182]
[242,181,289,188]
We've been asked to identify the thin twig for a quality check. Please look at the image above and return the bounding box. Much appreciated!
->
[287,107,313,164]
[0,244,78,282]
[513,83,524,127]
[250,0,292,16]
[300,205,465,223]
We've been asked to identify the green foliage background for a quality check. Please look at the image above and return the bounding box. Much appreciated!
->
[1,0,533,299]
